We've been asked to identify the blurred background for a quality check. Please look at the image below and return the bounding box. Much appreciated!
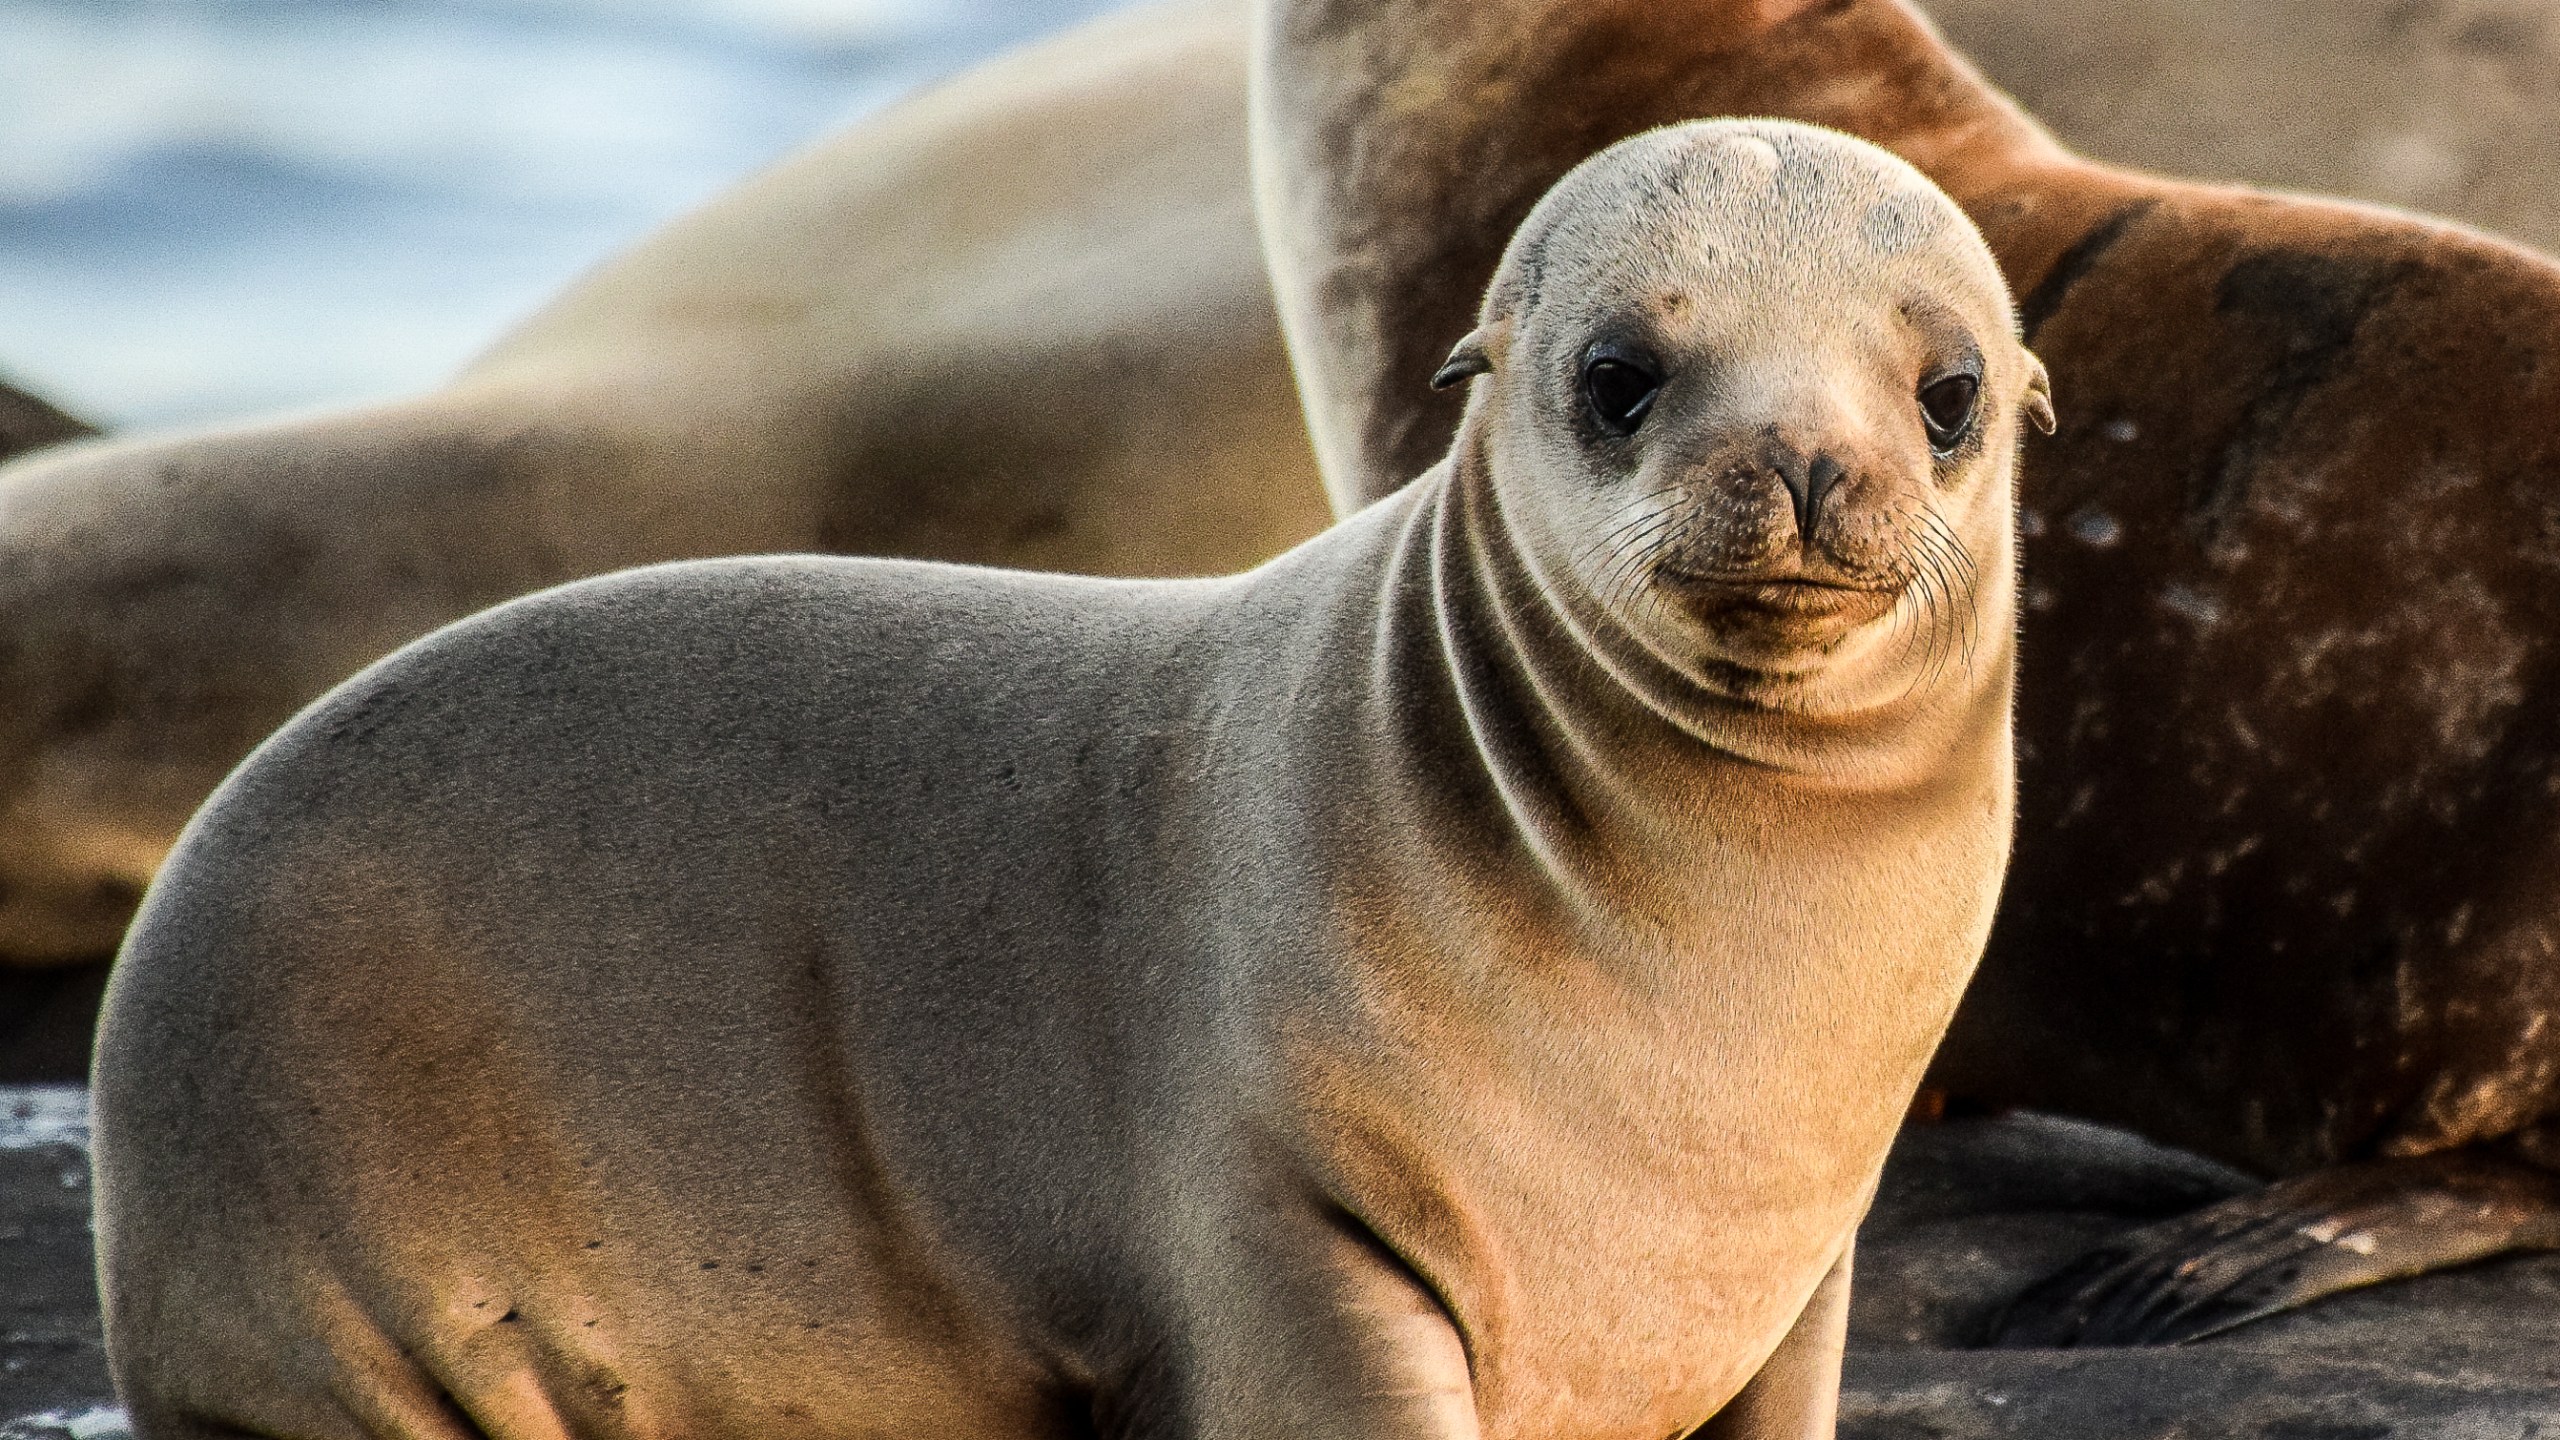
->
[9,0,2560,435]
[0,0,1116,431]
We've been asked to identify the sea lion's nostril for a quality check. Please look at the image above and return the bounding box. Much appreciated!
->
[1777,450,1847,534]
[1805,455,1846,527]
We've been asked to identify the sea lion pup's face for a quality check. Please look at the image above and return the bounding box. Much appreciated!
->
[1440,120,2052,710]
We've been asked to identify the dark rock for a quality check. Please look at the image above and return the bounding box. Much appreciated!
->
[0,971,109,1088]
[0,1091,109,1428]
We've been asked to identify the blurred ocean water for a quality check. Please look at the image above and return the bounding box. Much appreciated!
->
[0,0,1124,431]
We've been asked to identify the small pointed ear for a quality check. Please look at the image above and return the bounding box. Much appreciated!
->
[2022,353,2057,436]
[1430,328,1496,390]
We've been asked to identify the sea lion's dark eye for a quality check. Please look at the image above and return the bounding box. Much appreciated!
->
[1918,373,1980,453]
[1582,349,1662,436]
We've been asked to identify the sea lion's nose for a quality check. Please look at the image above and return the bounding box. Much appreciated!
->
[1776,449,1848,536]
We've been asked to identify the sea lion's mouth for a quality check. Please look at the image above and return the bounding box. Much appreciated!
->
[1657,569,1900,614]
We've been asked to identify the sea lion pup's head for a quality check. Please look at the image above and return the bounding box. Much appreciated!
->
[1435,119,2051,715]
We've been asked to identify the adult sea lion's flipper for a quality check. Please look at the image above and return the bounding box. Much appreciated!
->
[0,378,99,463]
[1986,1151,2560,1347]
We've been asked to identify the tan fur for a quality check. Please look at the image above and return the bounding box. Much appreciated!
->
[94,121,2026,1440]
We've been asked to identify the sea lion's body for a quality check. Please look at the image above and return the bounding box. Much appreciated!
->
[96,122,2035,1439]
[0,0,1323,1059]
[1250,0,2560,1342]
[94,531,1958,1439]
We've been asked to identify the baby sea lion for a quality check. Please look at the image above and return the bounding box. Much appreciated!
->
[93,120,2041,1440]
[1251,0,2560,1344]
[0,0,1325,1077]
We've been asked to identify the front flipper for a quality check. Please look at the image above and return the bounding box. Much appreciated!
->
[1163,1200,1482,1440]
[1695,1244,1852,1440]
[1986,1149,2560,1347]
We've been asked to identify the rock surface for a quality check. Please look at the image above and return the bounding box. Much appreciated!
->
[0,1091,107,1440]
[8,1088,2554,1437]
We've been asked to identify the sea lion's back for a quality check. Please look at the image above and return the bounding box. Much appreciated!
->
[92,554,1233,1436]
[115,554,1205,973]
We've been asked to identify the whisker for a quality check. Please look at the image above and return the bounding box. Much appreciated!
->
[1570,486,1689,571]
[1874,500,1933,675]
[1573,492,1691,610]
[1923,522,1967,686]
[1591,510,1687,612]
[1922,509,1981,676]
[1605,498,1700,602]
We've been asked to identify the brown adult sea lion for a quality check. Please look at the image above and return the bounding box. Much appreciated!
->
[1252,0,2560,1344]
[93,120,2038,1440]
[0,0,1325,1078]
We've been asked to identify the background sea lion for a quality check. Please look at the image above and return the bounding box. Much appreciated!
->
[1252,0,2560,1345]
[92,120,2036,1440]
[0,381,109,1084]
[0,0,1327,1080]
